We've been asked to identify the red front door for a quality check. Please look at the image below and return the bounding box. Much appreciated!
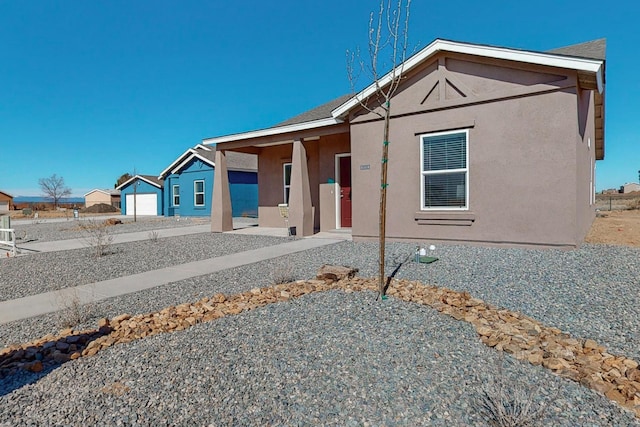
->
[339,156,352,228]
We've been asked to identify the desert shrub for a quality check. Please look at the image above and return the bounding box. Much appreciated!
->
[55,287,97,328]
[472,355,550,427]
[270,258,297,285]
[80,220,114,257]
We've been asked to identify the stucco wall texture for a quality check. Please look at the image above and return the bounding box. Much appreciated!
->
[349,55,595,247]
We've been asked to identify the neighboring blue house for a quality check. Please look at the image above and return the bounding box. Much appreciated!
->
[116,175,164,216]
[158,144,257,217]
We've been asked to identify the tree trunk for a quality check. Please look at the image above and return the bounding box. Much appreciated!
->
[378,103,391,298]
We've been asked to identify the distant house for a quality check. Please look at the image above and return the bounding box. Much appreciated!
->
[116,175,164,216]
[84,189,121,209]
[601,188,620,195]
[621,183,640,194]
[0,191,13,212]
[206,38,606,248]
[158,144,258,217]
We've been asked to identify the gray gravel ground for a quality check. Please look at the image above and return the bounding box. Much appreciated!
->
[11,216,210,243]
[0,232,286,302]
[1,226,639,425]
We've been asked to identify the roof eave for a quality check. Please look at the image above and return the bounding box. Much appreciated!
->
[170,153,215,175]
[115,175,162,190]
[203,117,343,145]
[158,148,199,179]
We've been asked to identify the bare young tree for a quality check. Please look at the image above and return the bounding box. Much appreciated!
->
[347,0,412,299]
[38,174,72,209]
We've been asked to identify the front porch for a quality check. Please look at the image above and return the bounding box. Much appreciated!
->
[208,127,353,238]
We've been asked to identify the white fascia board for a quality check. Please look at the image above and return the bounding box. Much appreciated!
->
[596,67,604,94]
[116,175,161,190]
[194,143,212,151]
[136,176,163,189]
[115,177,136,190]
[331,39,605,118]
[202,117,343,145]
[170,153,215,175]
[158,148,198,179]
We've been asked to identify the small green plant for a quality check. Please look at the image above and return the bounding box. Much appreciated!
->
[472,355,550,427]
[80,219,114,257]
[148,230,160,242]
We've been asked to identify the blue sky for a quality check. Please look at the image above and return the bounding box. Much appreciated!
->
[0,1,637,196]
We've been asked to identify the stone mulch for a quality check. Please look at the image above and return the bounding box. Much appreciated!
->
[1,266,639,419]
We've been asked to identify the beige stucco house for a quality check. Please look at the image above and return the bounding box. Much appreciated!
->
[84,189,121,209]
[621,183,640,194]
[0,191,13,212]
[205,38,606,248]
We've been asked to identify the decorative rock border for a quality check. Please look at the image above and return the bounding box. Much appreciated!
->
[1,266,639,418]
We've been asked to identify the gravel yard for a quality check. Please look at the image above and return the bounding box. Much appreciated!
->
[11,216,210,243]
[0,232,286,301]
[1,221,640,425]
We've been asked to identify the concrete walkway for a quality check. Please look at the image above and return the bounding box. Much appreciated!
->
[18,224,212,253]
[0,237,342,324]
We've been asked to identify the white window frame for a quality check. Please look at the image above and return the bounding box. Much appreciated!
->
[194,180,205,207]
[420,129,469,211]
[172,185,180,207]
[283,163,292,204]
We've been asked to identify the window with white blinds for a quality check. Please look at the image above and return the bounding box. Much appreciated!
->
[420,130,468,209]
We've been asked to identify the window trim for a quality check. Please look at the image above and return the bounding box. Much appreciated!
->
[194,180,205,207]
[420,129,469,211]
[283,162,292,204]
[172,184,180,207]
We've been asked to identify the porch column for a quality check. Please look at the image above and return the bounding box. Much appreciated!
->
[211,150,233,232]
[289,139,313,236]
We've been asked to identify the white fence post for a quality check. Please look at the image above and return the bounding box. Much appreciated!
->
[0,228,16,257]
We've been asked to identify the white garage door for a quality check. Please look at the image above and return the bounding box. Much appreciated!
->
[0,201,8,212]
[125,194,157,216]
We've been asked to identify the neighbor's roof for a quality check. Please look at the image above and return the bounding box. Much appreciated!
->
[204,38,606,152]
[83,189,121,197]
[547,38,606,61]
[158,144,257,179]
[115,175,164,190]
[0,190,13,199]
[275,94,353,127]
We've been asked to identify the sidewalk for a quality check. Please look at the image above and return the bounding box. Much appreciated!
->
[18,224,211,253]
[0,237,342,324]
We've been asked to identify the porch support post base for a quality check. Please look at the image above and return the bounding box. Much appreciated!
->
[211,150,233,232]
[289,139,313,236]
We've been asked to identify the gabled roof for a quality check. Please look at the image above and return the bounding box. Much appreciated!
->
[275,94,353,127]
[159,144,257,179]
[83,189,121,197]
[0,190,13,199]
[204,38,606,152]
[115,175,164,190]
[332,38,605,118]
[158,145,214,179]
